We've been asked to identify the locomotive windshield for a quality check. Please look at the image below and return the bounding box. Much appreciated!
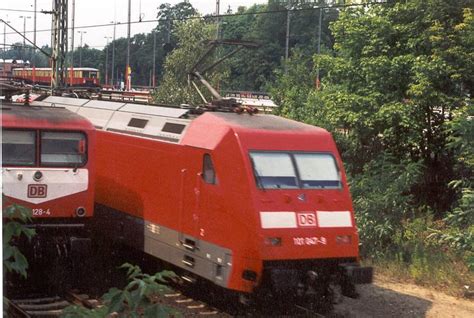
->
[41,132,87,167]
[1,130,36,166]
[249,152,341,189]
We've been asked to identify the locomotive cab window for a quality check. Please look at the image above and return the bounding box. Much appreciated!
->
[40,132,87,167]
[294,153,341,189]
[1,130,36,166]
[249,151,341,189]
[250,152,298,189]
[202,154,217,184]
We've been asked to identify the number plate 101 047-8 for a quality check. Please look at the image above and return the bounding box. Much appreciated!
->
[293,237,327,246]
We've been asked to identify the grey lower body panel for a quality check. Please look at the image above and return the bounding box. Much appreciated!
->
[94,204,233,288]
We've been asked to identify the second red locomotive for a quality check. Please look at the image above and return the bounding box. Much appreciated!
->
[2,104,96,221]
[2,102,96,290]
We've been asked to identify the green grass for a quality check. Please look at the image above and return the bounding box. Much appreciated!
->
[364,250,473,296]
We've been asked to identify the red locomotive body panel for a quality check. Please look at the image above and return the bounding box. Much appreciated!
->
[32,96,371,300]
[1,105,96,221]
[93,111,363,292]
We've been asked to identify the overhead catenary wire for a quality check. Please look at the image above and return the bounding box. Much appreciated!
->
[1,1,387,38]
[0,8,38,13]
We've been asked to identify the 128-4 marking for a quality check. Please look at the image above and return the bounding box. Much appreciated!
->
[293,236,327,246]
[32,208,51,216]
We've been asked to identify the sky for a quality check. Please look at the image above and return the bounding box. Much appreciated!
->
[1,0,267,50]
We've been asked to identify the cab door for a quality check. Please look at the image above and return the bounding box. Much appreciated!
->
[179,149,220,243]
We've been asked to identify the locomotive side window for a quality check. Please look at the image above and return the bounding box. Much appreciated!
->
[40,132,87,167]
[1,130,36,166]
[294,153,341,189]
[202,154,218,184]
[250,152,298,189]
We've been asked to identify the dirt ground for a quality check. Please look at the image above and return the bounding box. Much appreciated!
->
[334,274,474,318]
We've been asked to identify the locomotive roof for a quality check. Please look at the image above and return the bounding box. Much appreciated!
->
[208,112,320,131]
[1,104,95,130]
[30,96,329,149]
[181,112,330,150]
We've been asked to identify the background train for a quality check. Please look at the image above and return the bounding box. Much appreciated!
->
[1,103,96,288]
[11,67,100,87]
[33,96,372,309]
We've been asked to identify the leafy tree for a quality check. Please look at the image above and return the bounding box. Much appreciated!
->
[3,200,35,315]
[156,1,198,48]
[270,48,317,121]
[74,44,103,69]
[221,1,338,91]
[311,0,472,213]
[271,0,474,271]
[3,200,35,278]
[2,43,50,67]
[153,19,224,105]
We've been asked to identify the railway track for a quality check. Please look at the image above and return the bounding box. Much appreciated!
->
[6,289,225,317]
[162,291,227,316]
[7,290,328,317]
[6,291,100,317]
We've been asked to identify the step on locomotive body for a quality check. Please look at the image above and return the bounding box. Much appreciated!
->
[33,96,372,306]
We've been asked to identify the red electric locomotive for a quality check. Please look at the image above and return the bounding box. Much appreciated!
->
[34,96,372,308]
[2,103,95,243]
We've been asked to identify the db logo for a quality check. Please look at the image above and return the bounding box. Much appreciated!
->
[297,212,317,227]
[27,184,47,198]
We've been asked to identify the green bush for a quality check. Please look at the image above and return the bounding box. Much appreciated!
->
[62,263,179,317]
[3,200,35,278]
[350,153,423,257]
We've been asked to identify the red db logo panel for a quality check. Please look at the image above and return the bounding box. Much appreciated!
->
[27,184,48,198]
[297,212,317,227]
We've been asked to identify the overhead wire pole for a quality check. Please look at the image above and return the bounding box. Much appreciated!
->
[152,30,156,88]
[111,0,117,88]
[69,0,75,87]
[316,6,322,90]
[104,36,111,86]
[215,0,220,39]
[215,0,220,93]
[19,15,31,62]
[50,0,68,93]
[77,30,86,67]
[33,0,36,83]
[284,8,290,74]
[111,20,116,88]
[3,17,11,57]
[126,0,131,91]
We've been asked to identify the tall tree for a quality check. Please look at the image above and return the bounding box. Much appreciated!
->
[154,19,224,105]
[310,0,473,213]
[221,1,338,91]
